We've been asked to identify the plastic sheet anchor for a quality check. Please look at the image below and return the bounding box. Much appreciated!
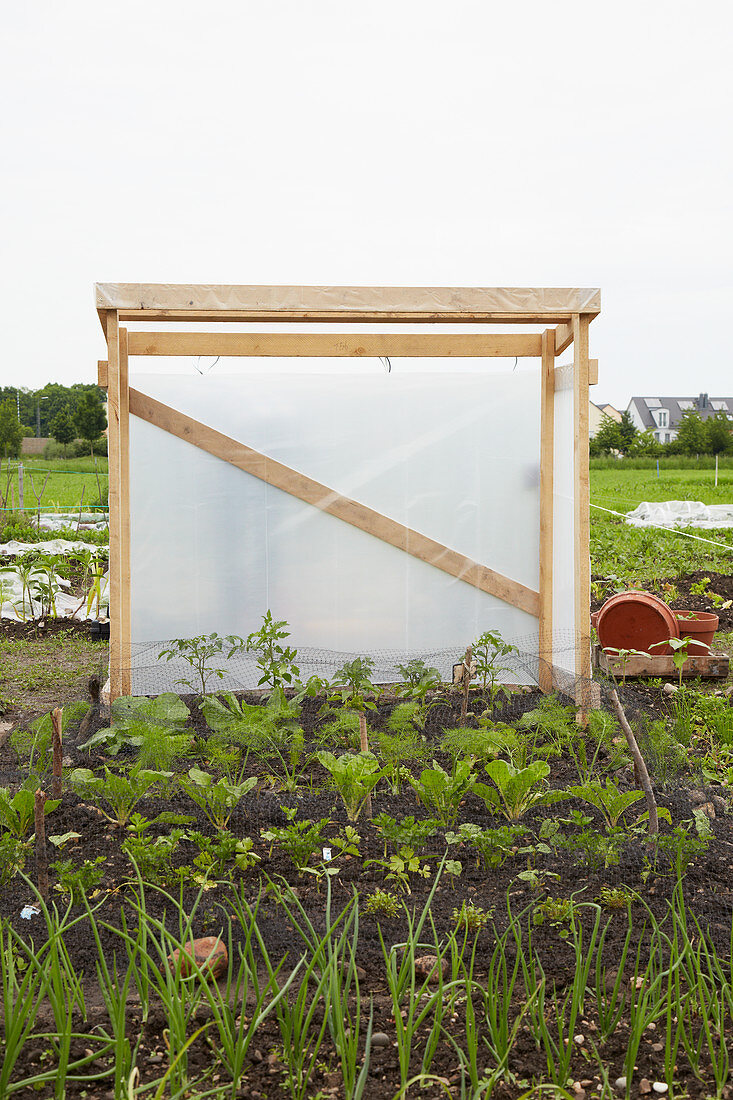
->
[20,905,40,920]
[322,847,332,862]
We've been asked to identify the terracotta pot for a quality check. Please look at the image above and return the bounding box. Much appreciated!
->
[672,610,719,656]
[593,590,679,656]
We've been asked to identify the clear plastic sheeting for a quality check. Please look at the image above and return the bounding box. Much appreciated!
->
[626,500,733,529]
[128,369,559,693]
[96,283,601,317]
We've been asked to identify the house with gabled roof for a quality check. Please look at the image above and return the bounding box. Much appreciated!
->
[627,394,733,444]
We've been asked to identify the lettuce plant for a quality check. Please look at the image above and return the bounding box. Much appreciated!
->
[316,751,386,821]
[473,759,553,821]
[69,764,170,827]
[407,759,475,826]
[79,693,190,766]
[0,786,60,838]
[180,768,257,830]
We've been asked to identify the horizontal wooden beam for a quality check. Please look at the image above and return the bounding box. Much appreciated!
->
[98,360,108,388]
[129,388,541,618]
[119,309,580,325]
[127,332,543,358]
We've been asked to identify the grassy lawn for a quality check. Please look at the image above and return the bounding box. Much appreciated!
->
[590,464,733,582]
[2,455,108,514]
[0,628,108,715]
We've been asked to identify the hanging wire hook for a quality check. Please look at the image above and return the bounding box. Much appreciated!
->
[379,356,392,373]
[512,356,518,371]
[193,356,221,376]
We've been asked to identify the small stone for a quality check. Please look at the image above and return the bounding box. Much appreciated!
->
[371,1032,390,1049]
[147,1053,163,1064]
[662,683,678,695]
[574,1033,585,1044]
[414,954,448,980]
[572,1088,586,1100]
[651,1041,663,1052]
[712,795,728,813]
[167,936,228,980]
[652,1085,668,1095]
[689,789,707,806]
[639,1080,652,1095]
[614,1078,627,1096]
[700,801,716,819]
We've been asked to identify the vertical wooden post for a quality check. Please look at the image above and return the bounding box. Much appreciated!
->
[106,311,122,699]
[18,463,24,513]
[119,328,132,695]
[572,314,593,712]
[538,328,555,692]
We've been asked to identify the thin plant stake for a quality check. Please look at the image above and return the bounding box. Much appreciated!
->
[358,712,372,818]
[609,686,658,837]
[51,707,63,800]
[460,646,472,725]
[34,789,49,899]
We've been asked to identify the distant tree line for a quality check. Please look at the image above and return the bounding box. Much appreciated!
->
[0,382,107,458]
[590,409,733,458]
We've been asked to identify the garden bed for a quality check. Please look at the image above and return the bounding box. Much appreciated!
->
[2,636,733,1098]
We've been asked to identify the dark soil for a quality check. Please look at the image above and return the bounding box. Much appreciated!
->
[2,675,733,1098]
[1,571,732,1096]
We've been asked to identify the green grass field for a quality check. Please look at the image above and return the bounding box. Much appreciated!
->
[590,464,733,582]
[2,456,108,514]
[2,456,732,583]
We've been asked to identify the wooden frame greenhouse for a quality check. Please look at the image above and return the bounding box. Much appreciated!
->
[96,284,600,701]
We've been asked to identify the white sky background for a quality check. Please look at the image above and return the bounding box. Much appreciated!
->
[0,0,731,407]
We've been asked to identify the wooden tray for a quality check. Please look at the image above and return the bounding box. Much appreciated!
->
[594,645,730,680]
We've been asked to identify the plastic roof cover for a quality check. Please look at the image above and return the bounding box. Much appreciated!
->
[96,284,601,315]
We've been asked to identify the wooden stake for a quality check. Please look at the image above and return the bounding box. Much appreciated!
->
[609,687,658,837]
[358,711,372,818]
[34,789,48,899]
[460,646,472,724]
[51,707,63,800]
[538,328,555,692]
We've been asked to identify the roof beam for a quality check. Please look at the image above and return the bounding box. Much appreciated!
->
[127,331,543,358]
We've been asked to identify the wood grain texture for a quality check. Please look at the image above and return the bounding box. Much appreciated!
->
[538,328,556,692]
[128,389,541,618]
[118,330,131,696]
[106,312,121,699]
[127,331,543,358]
[573,314,593,709]
[97,361,108,388]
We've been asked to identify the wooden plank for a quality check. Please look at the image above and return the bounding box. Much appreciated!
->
[98,361,108,388]
[127,331,543,358]
[573,314,593,710]
[119,309,577,324]
[589,359,598,386]
[119,330,131,696]
[106,312,122,700]
[554,322,573,355]
[129,389,541,618]
[538,328,555,692]
[596,647,730,680]
[97,283,601,320]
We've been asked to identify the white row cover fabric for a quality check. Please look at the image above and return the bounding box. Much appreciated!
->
[0,565,108,620]
[96,283,601,316]
[626,500,733,529]
[127,368,577,689]
[0,539,108,558]
[31,513,108,532]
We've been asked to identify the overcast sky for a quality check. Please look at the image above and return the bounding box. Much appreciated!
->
[1,0,731,407]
